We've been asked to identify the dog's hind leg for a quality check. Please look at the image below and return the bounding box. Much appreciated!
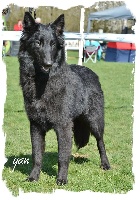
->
[54,122,73,185]
[87,113,110,170]
[94,133,110,170]
[27,121,46,181]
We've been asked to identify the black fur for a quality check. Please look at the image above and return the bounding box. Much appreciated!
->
[18,12,110,185]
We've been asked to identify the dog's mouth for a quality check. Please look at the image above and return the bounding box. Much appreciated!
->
[42,65,52,72]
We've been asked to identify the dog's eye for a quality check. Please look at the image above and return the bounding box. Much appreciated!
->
[50,41,56,48]
[35,40,40,47]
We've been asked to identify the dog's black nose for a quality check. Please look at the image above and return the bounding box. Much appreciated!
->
[45,61,52,66]
[42,61,52,72]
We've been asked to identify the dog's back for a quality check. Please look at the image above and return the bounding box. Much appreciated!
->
[18,12,110,185]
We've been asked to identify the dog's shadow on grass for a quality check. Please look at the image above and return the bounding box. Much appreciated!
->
[4,152,58,177]
[71,154,89,164]
[4,152,89,178]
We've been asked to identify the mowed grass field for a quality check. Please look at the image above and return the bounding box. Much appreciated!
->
[2,51,134,196]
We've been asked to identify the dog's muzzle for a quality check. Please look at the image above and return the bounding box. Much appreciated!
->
[42,63,52,72]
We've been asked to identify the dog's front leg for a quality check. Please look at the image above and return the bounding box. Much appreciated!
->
[55,123,73,185]
[27,121,45,181]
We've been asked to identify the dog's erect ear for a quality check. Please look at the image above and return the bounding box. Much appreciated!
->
[51,14,64,35]
[23,12,36,30]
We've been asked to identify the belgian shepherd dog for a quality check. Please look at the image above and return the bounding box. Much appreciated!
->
[18,12,110,185]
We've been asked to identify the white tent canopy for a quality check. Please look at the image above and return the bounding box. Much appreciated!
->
[87,5,135,32]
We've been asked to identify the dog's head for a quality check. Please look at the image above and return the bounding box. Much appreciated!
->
[21,12,65,72]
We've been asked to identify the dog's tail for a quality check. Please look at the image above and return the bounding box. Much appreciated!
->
[73,116,90,149]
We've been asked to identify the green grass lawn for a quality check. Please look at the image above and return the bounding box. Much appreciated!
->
[2,51,134,196]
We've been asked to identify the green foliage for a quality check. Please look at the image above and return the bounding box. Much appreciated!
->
[5,1,125,32]
[3,54,134,196]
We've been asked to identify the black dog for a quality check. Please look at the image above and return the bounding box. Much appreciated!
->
[18,12,110,185]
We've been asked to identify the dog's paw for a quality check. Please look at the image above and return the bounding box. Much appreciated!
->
[26,168,40,182]
[56,179,68,186]
[100,162,111,170]
[26,176,39,182]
